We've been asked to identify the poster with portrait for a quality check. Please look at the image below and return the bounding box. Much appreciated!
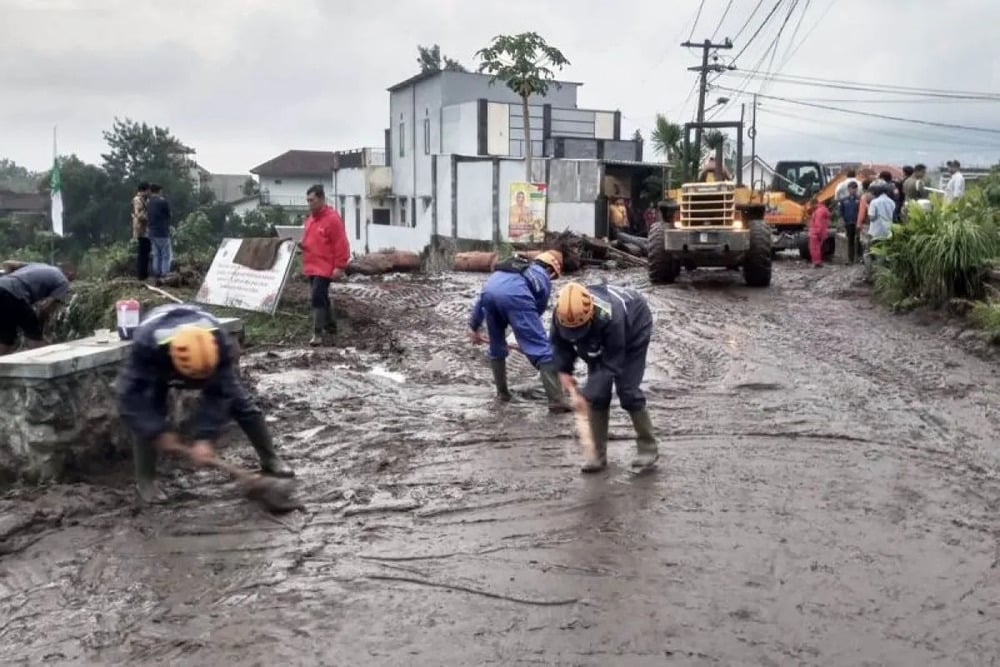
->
[508,182,547,243]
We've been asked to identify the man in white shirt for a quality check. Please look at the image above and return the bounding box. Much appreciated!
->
[867,181,896,243]
[943,160,965,203]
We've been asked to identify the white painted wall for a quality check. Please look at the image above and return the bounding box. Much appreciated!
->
[231,197,260,218]
[548,203,595,236]
[390,75,443,200]
[486,102,509,156]
[455,161,494,241]
[441,102,479,155]
[435,155,452,238]
[258,175,332,207]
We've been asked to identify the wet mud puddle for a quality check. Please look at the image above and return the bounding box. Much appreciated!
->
[2,262,999,665]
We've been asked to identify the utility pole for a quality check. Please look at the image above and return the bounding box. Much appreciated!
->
[681,38,734,177]
[749,93,758,191]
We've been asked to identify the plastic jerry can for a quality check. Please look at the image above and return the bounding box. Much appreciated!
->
[116,299,141,340]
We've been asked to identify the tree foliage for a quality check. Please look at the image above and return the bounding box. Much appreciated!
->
[475,32,570,180]
[417,44,466,73]
[650,114,682,159]
[0,159,41,193]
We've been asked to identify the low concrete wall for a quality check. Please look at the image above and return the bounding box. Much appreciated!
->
[0,318,244,485]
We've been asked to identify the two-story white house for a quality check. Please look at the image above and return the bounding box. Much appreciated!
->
[250,150,338,211]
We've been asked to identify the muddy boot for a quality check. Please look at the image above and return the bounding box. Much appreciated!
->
[490,358,512,402]
[628,408,659,470]
[581,409,610,473]
[241,413,295,478]
[309,308,327,347]
[538,363,571,413]
[133,437,166,503]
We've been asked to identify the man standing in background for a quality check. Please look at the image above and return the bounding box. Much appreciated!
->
[944,160,965,203]
[147,184,172,285]
[301,184,350,346]
[131,182,151,281]
[838,181,862,264]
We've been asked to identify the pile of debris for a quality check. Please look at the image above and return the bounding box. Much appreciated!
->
[345,230,651,276]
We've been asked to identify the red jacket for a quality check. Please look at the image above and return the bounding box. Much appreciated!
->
[302,205,350,277]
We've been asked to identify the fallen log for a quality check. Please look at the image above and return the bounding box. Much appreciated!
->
[348,251,422,276]
[452,251,497,272]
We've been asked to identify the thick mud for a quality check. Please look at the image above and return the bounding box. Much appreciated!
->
[3,261,1000,666]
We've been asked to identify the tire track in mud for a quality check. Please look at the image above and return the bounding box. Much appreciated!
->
[3,262,1000,664]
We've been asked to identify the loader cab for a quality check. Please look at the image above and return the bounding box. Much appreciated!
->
[771,161,827,204]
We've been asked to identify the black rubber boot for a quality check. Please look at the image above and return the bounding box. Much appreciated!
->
[581,409,610,473]
[309,308,326,347]
[490,358,512,401]
[538,363,571,413]
[240,413,295,477]
[628,408,659,469]
[133,436,166,503]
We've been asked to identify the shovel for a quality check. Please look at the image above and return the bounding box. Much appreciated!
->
[567,384,600,471]
[160,439,303,513]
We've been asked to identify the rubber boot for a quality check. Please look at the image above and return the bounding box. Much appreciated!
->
[309,308,326,347]
[133,437,166,503]
[240,413,295,477]
[628,408,659,470]
[538,363,571,413]
[490,358,512,401]
[581,409,610,473]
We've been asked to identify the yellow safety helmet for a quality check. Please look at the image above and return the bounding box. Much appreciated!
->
[169,325,220,379]
[534,250,563,278]
[555,282,595,328]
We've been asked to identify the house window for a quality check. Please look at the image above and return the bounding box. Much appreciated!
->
[274,179,282,185]
[354,196,362,238]
[399,117,406,158]
[424,114,430,155]
[399,198,407,226]
[372,208,391,225]
[338,195,346,218]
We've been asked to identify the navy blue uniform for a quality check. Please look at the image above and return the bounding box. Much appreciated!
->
[551,284,653,411]
[469,262,554,366]
[117,303,260,443]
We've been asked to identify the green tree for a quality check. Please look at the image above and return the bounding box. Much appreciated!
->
[52,154,117,247]
[475,32,570,181]
[0,159,42,193]
[650,114,682,159]
[417,44,467,73]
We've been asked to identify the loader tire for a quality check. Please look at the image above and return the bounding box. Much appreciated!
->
[743,220,773,288]
[647,223,679,284]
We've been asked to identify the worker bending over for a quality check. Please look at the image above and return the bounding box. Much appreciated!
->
[117,303,294,503]
[0,262,71,356]
[468,250,570,412]
[551,282,657,472]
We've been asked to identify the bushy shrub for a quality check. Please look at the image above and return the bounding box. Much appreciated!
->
[872,193,1000,308]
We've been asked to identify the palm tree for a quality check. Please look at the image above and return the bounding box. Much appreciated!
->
[650,114,682,159]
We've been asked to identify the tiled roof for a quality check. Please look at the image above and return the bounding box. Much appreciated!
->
[0,190,47,212]
[250,150,338,177]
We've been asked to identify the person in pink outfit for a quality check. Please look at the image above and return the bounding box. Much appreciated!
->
[808,198,830,268]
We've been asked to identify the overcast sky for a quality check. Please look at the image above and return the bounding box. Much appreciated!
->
[2,0,998,176]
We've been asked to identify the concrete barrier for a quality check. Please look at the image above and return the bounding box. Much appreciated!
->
[0,317,244,484]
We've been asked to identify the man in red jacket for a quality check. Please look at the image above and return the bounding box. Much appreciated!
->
[301,184,350,346]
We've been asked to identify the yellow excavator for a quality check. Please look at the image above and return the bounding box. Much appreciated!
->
[759,161,903,258]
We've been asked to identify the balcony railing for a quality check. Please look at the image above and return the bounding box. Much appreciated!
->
[259,193,309,208]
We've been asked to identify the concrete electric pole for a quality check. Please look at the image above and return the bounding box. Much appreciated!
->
[681,38,734,177]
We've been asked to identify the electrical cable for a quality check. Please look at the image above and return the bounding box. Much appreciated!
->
[688,0,707,41]
[711,0,735,40]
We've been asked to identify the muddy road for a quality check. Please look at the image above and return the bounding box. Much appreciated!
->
[2,260,1000,666]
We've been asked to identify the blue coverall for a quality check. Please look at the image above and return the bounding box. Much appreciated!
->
[550,284,653,411]
[117,303,260,444]
[468,263,554,367]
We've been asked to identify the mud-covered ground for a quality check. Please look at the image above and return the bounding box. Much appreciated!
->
[2,260,1000,666]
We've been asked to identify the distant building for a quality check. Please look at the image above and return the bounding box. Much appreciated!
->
[0,190,47,220]
[250,150,338,209]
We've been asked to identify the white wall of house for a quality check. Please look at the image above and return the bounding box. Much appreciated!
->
[456,161,494,241]
[390,76,443,200]
[441,102,479,155]
[259,174,333,207]
[231,197,260,218]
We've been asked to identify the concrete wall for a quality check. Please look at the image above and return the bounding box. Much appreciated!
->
[441,102,480,155]
[389,75,443,200]
[438,71,579,108]
[547,159,601,236]
[259,175,332,208]
[456,161,494,241]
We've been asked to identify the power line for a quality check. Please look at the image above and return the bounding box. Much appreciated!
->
[776,0,810,71]
[721,70,1000,99]
[711,0,736,40]
[714,86,1000,134]
[688,0,707,41]
[776,0,834,71]
[759,0,800,92]
[732,0,786,62]
[731,0,765,43]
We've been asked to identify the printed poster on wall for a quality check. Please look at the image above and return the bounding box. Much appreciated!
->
[195,238,296,315]
[508,182,547,243]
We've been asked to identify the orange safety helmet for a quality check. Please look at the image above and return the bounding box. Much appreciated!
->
[555,282,595,328]
[169,325,220,379]
[534,250,563,278]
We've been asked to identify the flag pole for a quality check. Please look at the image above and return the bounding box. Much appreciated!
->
[51,126,56,264]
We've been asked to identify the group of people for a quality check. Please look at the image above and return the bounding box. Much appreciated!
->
[468,249,657,473]
[809,161,965,267]
[131,182,173,284]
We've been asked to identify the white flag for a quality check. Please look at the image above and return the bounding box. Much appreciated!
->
[50,154,63,236]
